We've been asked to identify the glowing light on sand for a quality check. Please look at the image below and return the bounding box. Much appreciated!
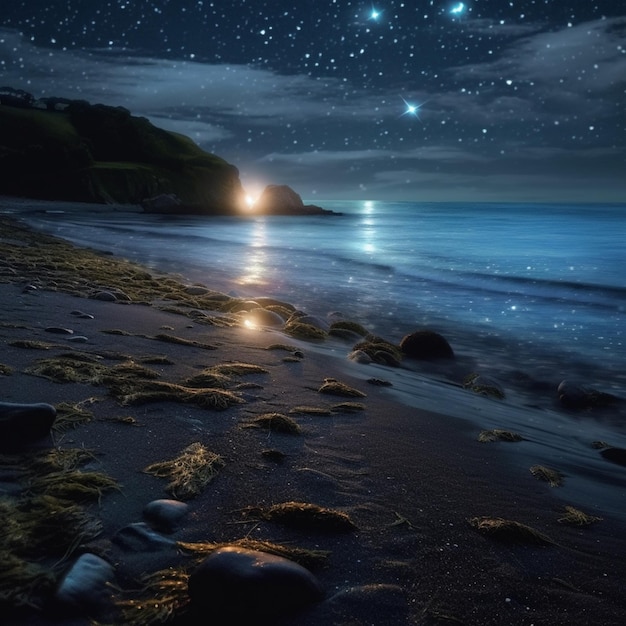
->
[244,318,258,330]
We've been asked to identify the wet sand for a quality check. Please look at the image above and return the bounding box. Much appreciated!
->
[1,214,625,625]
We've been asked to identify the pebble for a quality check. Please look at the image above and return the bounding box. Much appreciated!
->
[188,546,323,620]
[45,326,74,335]
[143,499,190,533]
[0,402,57,450]
[91,291,117,302]
[55,553,115,609]
[71,310,95,319]
[67,336,89,343]
[113,522,177,551]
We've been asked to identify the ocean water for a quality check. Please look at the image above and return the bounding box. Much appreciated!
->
[13,200,626,385]
[5,198,626,515]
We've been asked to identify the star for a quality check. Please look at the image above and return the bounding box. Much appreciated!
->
[401,97,424,119]
[450,3,466,16]
[369,7,382,21]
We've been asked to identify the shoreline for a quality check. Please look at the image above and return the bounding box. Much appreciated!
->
[1,212,626,624]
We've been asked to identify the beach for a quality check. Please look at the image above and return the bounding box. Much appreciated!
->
[1,213,626,625]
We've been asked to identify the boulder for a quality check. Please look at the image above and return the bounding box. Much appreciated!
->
[253,185,337,215]
[0,402,57,450]
[55,553,115,610]
[188,546,323,620]
[143,499,190,533]
[399,330,454,360]
[557,380,619,410]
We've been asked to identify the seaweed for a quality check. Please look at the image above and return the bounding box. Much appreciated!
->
[289,406,333,416]
[53,402,94,432]
[243,501,357,533]
[0,363,13,375]
[331,402,366,413]
[318,378,366,398]
[144,442,224,500]
[478,429,524,443]
[244,413,302,434]
[469,516,553,545]
[530,465,563,487]
[152,333,218,350]
[284,321,327,341]
[558,506,602,526]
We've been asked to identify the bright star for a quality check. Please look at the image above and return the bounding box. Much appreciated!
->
[369,6,382,21]
[401,97,424,119]
[450,2,466,16]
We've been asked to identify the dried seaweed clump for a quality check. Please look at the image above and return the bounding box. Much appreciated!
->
[24,356,107,384]
[284,320,328,341]
[114,568,191,626]
[115,380,244,411]
[469,516,553,545]
[352,337,403,366]
[289,406,333,416]
[463,373,506,399]
[530,465,563,487]
[144,442,224,500]
[558,506,602,526]
[319,378,366,398]
[178,538,329,569]
[478,429,523,443]
[52,402,94,433]
[245,413,302,434]
[331,402,366,413]
[245,501,357,533]
[27,470,118,503]
[210,362,270,377]
[152,333,218,350]
[0,363,13,376]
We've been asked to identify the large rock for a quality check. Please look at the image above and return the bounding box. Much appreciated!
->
[188,546,323,620]
[400,330,454,360]
[0,402,57,450]
[55,553,115,610]
[253,185,336,215]
[557,380,619,410]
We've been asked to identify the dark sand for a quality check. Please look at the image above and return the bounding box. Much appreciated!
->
[1,215,625,625]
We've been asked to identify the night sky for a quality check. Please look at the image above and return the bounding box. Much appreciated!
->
[1,1,624,203]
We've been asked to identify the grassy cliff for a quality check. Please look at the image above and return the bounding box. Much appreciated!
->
[0,100,243,213]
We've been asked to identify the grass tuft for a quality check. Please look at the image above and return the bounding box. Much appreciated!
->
[530,465,563,487]
[245,413,302,434]
[244,501,357,532]
[318,378,366,398]
[144,442,224,500]
[558,506,602,526]
[478,429,524,443]
[469,516,553,545]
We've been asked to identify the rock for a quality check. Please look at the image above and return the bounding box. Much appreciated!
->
[600,447,626,467]
[253,185,337,216]
[55,553,115,610]
[0,402,57,450]
[91,290,117,302]
[400,329,454,360]
[557,380,619,410]
[348,350,372,364]
[245,308,285,328]
[71,310,95,319]
[143,499,190,533]
[185,286,210,296]
[45,326,74,335]
[188,546,323,620]
[67,335,89,343]
[113,522,177,551]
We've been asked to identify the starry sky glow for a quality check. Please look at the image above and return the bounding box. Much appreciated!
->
[1,1,625,202]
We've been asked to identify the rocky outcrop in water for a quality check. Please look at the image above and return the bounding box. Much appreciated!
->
[253,185,338,216]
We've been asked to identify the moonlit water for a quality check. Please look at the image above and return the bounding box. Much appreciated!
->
[14,200,625,388]
[7,198,626,514]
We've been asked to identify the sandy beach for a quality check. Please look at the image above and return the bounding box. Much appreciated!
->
[1,214,625,625]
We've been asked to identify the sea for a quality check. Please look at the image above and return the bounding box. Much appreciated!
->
[4,198,626,516]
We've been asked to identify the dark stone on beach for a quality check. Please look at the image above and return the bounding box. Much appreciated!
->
[91,290,117,302]
[55,553,115,610]
[143,499,190,533]
[113,522,177,551]
[0,401,57,449]
[464,374,506,399]
[188,546,323,620]
[367,378,393,387]
[400,330,454,360]
[557,380,619,410]
[71,310,95,319]
[253,184,338,216]
[45,326,74,335]
[67,335,89,343]
[600,447,626,467]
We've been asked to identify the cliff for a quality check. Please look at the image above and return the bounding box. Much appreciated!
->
[0,92,243,214]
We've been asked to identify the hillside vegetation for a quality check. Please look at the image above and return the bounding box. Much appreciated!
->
[0,90,243,213]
